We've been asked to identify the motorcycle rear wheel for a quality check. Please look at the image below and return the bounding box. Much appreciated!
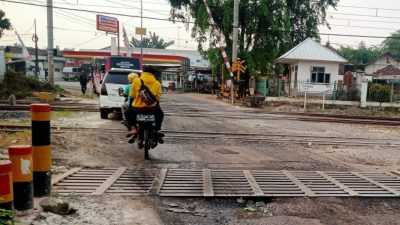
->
[144,129,150,160]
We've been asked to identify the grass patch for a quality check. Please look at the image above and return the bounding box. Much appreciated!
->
[80,93,96,99]
[0,119,30,126]
[0,209,15,225]
[52,111,74,119]
[0,131,31,149]
[0,71,65,99]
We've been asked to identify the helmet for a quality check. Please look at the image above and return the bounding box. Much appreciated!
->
[142,66,160,79]
[128,73,138,82]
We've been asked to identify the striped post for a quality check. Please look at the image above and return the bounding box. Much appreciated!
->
[8,146,33,211]
[203,0,234,78]
[31,104,52,197]
[0,160,13,210]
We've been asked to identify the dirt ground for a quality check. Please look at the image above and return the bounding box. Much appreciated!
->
[2,83,400,225]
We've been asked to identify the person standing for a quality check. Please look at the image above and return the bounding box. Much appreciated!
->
[79,66,89,95]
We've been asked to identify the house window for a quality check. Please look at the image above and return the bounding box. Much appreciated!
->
[311,67,330,84]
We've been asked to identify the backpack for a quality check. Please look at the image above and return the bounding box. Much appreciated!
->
[139,79,158,106]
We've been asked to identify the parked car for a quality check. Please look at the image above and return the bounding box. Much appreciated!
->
[99,69,133,119]
[62,67,81,81]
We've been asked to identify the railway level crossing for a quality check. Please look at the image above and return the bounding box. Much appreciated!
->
[53,168,400,198]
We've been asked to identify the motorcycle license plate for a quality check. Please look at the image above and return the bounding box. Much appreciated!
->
[137,114,156,122]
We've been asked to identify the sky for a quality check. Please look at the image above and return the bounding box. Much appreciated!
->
[1,0,400,51]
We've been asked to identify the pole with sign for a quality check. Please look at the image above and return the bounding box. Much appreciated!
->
[140,0,144,70]
[96,15,120,55]
[135,27,146,70]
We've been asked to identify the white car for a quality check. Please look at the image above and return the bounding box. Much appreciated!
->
[99,69,136,119]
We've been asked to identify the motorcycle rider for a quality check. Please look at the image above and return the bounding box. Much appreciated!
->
[126,66,164,143]
[121,73,138,128]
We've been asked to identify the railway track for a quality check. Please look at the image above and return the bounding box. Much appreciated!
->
[1,102,399,126]
[1,124,399,147]
[0,104,99,112]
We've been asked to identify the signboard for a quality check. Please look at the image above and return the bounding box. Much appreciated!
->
[231,59,246,73]
[135,27,147,36]
[111,57,141,71]
[96,15,119,33]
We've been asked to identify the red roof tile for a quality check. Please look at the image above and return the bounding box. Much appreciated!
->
[374,65,400,76]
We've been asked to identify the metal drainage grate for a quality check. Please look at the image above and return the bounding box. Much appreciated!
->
[53,168,400,197]
[53,168,157,195]
[105,169,158,195]
[157,169,204,197]
[158,169,400,198]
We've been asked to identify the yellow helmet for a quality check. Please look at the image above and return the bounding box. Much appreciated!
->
[128,73,138,82]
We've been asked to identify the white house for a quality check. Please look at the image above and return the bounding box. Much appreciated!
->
[276,38,347,95]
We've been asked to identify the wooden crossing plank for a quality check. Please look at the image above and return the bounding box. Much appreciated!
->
[390,171,400,178]
[150,168,167,195]
[282,170,315,197]
[352,172,400,196]
[243,170,264,196]
[52,167,82,185]
[316,171,357,196]
[92,167,127,195]
[203,169,214,197]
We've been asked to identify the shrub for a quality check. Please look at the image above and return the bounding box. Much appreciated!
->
[0,209,15,225]
[0,71,62,98]
[368,83,391,102]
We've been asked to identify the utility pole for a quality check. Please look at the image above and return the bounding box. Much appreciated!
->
[47,0,55,85]
[140,0,144,70]
[231,0,240,104]
[33,19,39,78]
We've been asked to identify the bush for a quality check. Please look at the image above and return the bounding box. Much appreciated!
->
[0,71,61,98]
[368,83,391,102]
[0,209,14,225]
[335,88,360,101]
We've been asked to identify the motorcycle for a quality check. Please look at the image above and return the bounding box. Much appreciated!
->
[136,112,158,160]
[118,87,162,160]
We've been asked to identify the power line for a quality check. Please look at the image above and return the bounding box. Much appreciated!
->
[3,0,400,43]
[103,0,170,15]
[53,26,96,33]
[337,4,400,12]
[330,17,400,25]
[0,0,180,23]
[75,33,106,47]
[330,24,398,32]
[57,9,96,24]
[329,12,400,20]
[55,11,94,27]
[319,33,400,39]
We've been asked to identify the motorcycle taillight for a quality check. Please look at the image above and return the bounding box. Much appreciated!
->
[100,84,108,95]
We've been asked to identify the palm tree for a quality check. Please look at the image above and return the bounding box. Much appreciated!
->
[0,10,11,39]
[131,32,174,49]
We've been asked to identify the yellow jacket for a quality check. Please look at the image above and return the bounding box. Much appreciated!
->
[130,72,161,108]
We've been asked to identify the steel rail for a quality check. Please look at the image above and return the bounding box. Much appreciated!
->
[1,125,399,147]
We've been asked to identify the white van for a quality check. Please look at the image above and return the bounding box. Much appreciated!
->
[99,69,134,119]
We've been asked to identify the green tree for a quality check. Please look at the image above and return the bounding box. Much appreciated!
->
[383,30,400,59]
[0,10,12,38]
[130,32,174,49]
[168,0,338,76]
[338,42,382,65]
